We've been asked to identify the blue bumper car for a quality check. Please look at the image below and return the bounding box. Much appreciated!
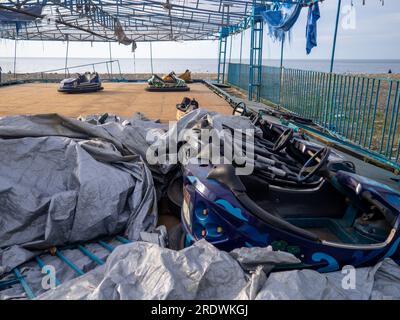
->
[58,72,104,93]
[180,114,400,272]
[146,72,190,92]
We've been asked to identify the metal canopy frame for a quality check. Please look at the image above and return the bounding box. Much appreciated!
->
[0,0,315,42]
[0,0,256,42]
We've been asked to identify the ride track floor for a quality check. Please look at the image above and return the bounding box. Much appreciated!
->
[1,81,398,191]
[0,82,232,122]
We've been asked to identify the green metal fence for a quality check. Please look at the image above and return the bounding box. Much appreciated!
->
[228,62,400,167]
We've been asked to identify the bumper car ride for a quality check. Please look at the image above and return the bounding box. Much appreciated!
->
[176,97,199,120]
[180,111,400,272]
[146,72,190,92]
[58,72,103,93]
[178,69,193,83]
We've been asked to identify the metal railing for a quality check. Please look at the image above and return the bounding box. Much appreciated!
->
[34,60,123,82]
[228,62,400,168]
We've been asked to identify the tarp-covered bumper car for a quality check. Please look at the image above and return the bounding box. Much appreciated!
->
[180,117,400,272]
[146,72,190,92]
[58,72,104,93]
[178,69,193,83]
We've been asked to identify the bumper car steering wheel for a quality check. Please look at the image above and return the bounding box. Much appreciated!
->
[272,128,294,152]
[297,147,331,182]
[232,102,247,116]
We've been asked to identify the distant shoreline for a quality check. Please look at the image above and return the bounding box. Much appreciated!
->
[1,72,399,84]
[2,57,400,61]
[1,57,400,75]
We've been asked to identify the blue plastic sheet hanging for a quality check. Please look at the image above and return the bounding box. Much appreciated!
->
[260,0,302,42]
[306,2,321,54]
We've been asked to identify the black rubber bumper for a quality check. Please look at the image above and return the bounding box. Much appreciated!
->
[145,86,190,92]
[58,86,104,93]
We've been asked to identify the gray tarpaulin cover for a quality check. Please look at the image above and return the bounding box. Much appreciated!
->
[2,111,400,300]
[0,110,257,274]
[0,113,159,274]
[36,240,400,300]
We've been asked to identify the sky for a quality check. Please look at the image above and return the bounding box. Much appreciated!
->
[0,0,399,60]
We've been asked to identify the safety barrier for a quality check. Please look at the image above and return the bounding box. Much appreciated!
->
[228,62,400,167]
[0,60,124,83]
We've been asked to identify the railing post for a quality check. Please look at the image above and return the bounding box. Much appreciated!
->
[278,39,284,108]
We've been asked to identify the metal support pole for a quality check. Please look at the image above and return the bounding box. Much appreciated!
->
[149,42,154,74]
[13,39,17,79]
[330,0,342,73]
[324,0,342,127]
[217,4,230,84]
[64,39,69,77]
[248,4,263,102]
[279,39,284,107]
[239,30,244,83]
[228,35,233,65]
[109,42,113,78]
[133,51,136,74]
[239,31,244,65]
[217,29,228,84]
[117,60,122,80]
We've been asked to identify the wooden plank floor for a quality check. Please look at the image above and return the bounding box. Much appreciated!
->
[0,82,232,121]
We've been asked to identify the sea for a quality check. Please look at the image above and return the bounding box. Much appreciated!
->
[0,57,399,74]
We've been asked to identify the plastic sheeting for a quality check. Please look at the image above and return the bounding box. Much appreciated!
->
[0,110,258,276]
[0,113,158,275]
[2,110,400,300]
[306,2,321,54]
[36,240,400,300]
[261,1,302,42]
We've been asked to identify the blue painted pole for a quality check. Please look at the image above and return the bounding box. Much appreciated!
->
[116,235,131,244]
[279,39,284,107]
[35,256,62,286]
[324,0,342,127]
[239,31,243,65]
[13,268,35,299]
[330,0,342,73]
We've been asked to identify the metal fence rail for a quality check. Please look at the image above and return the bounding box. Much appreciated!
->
[228,62,400,167]
[1,60,124,83]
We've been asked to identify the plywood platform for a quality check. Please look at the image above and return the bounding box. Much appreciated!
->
[0,82,232,121]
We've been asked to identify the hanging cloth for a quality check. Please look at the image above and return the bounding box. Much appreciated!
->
[260,1,302,42]
[114,19,134,45]
[306,2,321,54]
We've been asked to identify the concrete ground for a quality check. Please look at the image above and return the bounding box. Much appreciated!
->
[0,82,232,121]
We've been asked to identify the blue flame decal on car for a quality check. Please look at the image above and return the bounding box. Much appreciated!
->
[312,252,339,272]
[215,199,248,222]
